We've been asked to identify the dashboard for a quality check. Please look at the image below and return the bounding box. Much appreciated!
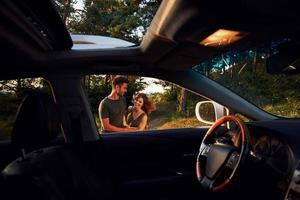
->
[250,129,294,177]
[245,120,300,200]
[210,119,298,199]
[285,160,300,200]
[213,119,300,199]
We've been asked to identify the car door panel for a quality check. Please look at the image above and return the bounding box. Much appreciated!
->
[0,140,19,171]
[101,128,208,198]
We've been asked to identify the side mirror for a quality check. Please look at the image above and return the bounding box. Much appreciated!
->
[195,101,229,125]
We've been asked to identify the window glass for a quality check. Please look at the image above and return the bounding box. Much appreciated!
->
[0,78,51,140]
[193,39,300,118]
[84,75,225,133]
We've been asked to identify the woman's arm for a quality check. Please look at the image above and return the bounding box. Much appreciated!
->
[137,115,148,131]
[123,115,129,127]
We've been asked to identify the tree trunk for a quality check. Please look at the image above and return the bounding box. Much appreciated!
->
[252,49,257,72]
[16,78,22,99]
[82,76,86,87]
[104,75,111,93]
[63,0,72,24]
[87,75,91,92]
[179,88,187,115]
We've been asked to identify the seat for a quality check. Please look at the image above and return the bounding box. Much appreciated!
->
[11,90,61,154]
[1,90,112,200]
[0,91,64,199]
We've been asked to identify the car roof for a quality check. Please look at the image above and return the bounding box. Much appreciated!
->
[1,0,300,79]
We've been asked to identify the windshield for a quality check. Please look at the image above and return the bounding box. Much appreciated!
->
[193,39,300,118]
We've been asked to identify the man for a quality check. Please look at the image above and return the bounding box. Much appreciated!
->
[98,76,134,132]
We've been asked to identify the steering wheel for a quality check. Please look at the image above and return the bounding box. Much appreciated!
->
[196,115,249,192]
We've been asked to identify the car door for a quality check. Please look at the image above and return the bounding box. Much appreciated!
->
[100,128,208,199]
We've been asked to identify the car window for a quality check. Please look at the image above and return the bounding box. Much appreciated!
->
[83,75,241,133]
[193,39,300,118]
[0,78,51,140]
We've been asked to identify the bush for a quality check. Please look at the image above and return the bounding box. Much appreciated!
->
[0,117,15,140]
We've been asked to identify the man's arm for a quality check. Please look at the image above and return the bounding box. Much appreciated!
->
[101,118,134,132]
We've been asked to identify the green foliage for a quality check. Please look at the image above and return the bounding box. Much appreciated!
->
[0,93,18,140]
[208,62,300,117]
[87,83,110,115]
[152,83,207,118]
[0,78,52,140]
[63,0,160,43]
[264,99,300,118]
[53,0,77,24]
[0,117,15,140]
[161,86,180,102]
[0,93,19,139]
[194,42,300,118]
[0,78,52,100]
[0,93,18,117]
[149,100,208,129]
[185,91,207,117]
[148,100,177,129]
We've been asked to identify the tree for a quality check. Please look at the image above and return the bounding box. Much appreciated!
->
[0,78,50,99]
[54,0,78,25]
[178,88,187,115]
[60,0,160,43]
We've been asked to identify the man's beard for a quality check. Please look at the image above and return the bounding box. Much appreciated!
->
[117,91,123,97]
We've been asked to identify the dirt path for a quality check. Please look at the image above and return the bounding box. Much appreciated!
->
[148,102,177,129]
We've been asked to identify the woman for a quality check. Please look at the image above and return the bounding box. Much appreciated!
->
[127,93,156,130]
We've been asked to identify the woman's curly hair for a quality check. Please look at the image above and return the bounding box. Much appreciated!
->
[133,93,156,116]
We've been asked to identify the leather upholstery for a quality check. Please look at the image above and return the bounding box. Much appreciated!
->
[11,91,61,152]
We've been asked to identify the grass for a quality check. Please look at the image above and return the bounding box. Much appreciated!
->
[263,101,300,118]
[149,101,208,130]
[148,101,176,129]
[157,117,207,129]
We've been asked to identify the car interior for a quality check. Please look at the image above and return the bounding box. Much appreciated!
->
[1,0,300,200]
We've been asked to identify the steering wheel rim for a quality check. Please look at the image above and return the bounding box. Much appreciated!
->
[196,115,249,192]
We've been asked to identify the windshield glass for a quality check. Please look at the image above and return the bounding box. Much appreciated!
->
[193,39,300,118]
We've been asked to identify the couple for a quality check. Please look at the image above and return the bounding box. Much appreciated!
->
[98,76,155,133]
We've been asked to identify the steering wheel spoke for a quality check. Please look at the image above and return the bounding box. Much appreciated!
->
[200,176,216,190]
[225,152,240,169]
[199,143,211,157]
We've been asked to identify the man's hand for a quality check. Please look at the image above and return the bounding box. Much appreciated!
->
[101,118,137,132]
[124,126,138,131]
